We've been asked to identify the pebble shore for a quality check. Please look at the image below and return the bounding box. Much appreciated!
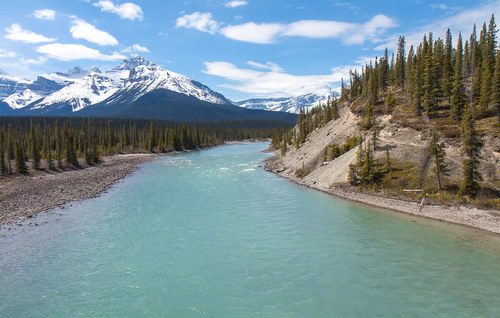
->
[0,154,154,227]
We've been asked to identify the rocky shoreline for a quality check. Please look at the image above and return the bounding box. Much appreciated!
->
[265,153,500,235]
[0,154,154,227]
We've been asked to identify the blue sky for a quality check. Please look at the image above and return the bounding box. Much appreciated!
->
[0,0,499,101]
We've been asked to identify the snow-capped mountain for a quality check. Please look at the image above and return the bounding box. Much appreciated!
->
[5,76,67,109]
[234,87,337,113]
[101,56,229,107]
[14,56,230,114]
[0,56,296,122]
[0,70,29,100]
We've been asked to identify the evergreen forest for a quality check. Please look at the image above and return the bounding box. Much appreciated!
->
[273,15,500,205]
[0,117,289,176]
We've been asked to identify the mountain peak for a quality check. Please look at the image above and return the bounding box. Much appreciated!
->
[114,56,154,71]
[90,66,102,74]
[68,66,87,76]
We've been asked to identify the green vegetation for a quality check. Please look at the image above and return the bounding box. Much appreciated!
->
[0,117,286,176]
[277,15,499,206]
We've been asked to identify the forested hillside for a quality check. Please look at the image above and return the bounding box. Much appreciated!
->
[271,15,499,207]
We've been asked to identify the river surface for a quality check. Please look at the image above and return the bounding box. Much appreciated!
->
[1,142,500,317]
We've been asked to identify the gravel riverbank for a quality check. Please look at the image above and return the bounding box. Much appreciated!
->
[0,154,154,227]
[265,153,500,235]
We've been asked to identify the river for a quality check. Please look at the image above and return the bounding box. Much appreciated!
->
[1,142,500,317]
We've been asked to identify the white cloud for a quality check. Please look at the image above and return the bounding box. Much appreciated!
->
[176,12,220,34]
[375,1,500,51]
[225,1,248,8]
[20,56,47,65]
[5,24,56,43]
[0,49,16,58]
[70,18,118,46]
[122,43,150,53]
[204,61,348,96]
[430,4,448,10]
[37,43,125,61]
[33,9,56,20]
[247,61,283,72]
[94,0,143,21]
[221,23,284,44]
[177,12,397,44]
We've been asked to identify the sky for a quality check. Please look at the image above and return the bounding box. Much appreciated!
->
[0,0,500,101]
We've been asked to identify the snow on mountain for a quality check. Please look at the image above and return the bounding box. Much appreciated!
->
[3,76,67,110]
[4,89,43,109]
[0,70,30,99]
[22,56,229,113]
[234,87,336,113]
[109,59,229,105]
[30,72,125,112]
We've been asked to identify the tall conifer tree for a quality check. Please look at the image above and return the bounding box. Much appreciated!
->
[459,105,483,197]
[451,33,467,119]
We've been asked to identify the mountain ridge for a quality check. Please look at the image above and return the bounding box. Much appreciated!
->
[0,56,296,122]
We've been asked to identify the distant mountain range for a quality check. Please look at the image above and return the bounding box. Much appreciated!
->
[233,87,337,113]
[0,56,297,122]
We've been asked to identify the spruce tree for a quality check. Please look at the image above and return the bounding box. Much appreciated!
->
[459,105,483,197]
[65,128,79,167]
[396,36,406,90]
[359,141,375,184]
[385,88,397,112]
[332,99,339,120]
[7,125,14,174]
[55,120,62,169]
[148,120,156,152]
[451,33,467,120]
[427,130,449,190]
[442,29,454,101]
[29,125,41,170]
[491,48,500,124]
[14,142,28,174]
[0,136,7,176]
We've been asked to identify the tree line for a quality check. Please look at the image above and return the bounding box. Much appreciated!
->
[0,117,286,175]
[276,15,500,198]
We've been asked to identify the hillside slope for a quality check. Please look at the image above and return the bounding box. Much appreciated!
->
[265,94,500,233]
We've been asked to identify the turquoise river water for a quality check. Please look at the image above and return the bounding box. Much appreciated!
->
[1,142,500,317]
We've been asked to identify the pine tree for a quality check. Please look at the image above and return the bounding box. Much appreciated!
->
[385,148,391,174]
[451,33,467,120]
[148,120,156,152]
[459,105,483,197]
[14,142,28,174]
[7,125,14,174]
[385,88,397,112]
[423,33,437,117]
[322,146,328,162]
[371,128,379,151]
[46,141,54,170]
[55,120,62,169]
[491,48,500,124]
[396,36,406,90]
[64,127,79,167]
[442,29,454,101]
[359,141,375,184]
[332,99,339,120]
[29,125,41,170]
[0,136,7,176]
[427,130,449,190]
[478,14,498,114]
